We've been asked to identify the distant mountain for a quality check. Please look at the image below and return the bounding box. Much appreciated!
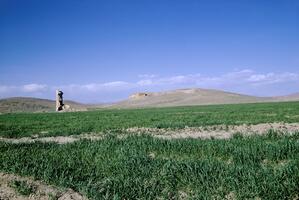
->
[1,89,298,113]
[0,97,88,113]
[109,88,275,108]
[274,93,299,102]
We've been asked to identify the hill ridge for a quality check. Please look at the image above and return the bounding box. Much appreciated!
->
[1,88,299,112]
[0,97,87,113]
[112,88,275,108]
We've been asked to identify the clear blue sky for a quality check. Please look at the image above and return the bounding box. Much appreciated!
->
[1,0,298,103]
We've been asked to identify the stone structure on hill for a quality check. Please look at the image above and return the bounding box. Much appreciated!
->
[129,93,149,99]
[56,90,72,112]
[56,90,64,111]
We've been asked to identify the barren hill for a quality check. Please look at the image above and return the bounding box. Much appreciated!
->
[109,88,275,108]
[1,89,299,113]
[274,93,299,102]
[0,97,87,113]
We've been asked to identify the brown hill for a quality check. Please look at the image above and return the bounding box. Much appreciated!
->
[0,97,88,113]
[109,88,275,108]
[1,89,298,113]
[274,93,299,102]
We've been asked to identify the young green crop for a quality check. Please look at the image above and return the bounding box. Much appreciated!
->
[0,101,299,138]
[0,132,298,199]
[10,180,36,196]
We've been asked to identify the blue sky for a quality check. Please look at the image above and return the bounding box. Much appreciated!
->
[0,0,298,103]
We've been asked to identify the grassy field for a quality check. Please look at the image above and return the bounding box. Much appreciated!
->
[0,101,299,199]
[0,101,299,138]
[0,133,298,199]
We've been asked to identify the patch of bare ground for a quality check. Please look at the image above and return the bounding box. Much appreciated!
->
[0,123,298,144]
[0,134,103,144]
[0,172,88,200]
[126,122,299,139]
[224,192,237,200]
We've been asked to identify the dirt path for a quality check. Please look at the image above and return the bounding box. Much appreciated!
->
[0,172,88,200]
[0,123,298,144]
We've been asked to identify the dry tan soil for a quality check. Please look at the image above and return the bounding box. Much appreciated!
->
[0,134,103,144]
[0,123,298,144]
[126,122,299,139]
[0,172,88,200]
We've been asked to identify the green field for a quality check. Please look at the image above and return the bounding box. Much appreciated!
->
[0,101,299,199]
[1,133,299,199]
[1,101,299,138]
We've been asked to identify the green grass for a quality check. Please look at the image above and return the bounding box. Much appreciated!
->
[10,180,36,196]
[1,101,298,199]
[0,101,299,138]
[0,132,298,199]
